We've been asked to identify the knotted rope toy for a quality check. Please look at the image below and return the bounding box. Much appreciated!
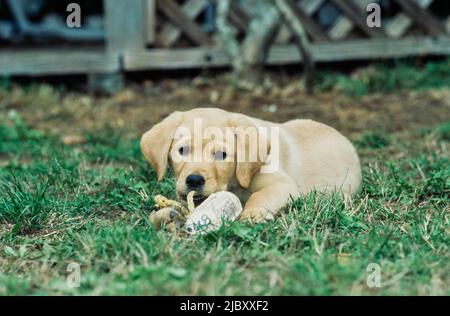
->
[149,191,243,235]
[149,191,196,232]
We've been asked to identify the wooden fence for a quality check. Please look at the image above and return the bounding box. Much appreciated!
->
[0,0,449,81]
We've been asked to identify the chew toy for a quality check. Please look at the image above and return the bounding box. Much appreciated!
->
[149,191,195,232]
[149,191,243,235]
[184,191,243,235]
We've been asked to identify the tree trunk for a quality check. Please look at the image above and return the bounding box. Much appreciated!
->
[274,0,316,94]
[216,0,280,86]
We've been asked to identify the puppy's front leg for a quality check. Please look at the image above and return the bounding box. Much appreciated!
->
[239,174,298,223]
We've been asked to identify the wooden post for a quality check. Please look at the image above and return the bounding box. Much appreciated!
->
[88,0,149,94]
[104,0,147,52]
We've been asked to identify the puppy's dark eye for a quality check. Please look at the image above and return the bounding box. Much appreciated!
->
[214,151,227,161]
[179,146,190,156]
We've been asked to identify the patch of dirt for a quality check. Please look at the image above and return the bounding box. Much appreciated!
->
[1,75,449,140]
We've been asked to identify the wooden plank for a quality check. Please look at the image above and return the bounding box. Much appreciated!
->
[275,36,450,62]
[157,0,209,47]
[328,0,377,40]
[145,0,156,44]
[104,0,147,52]
[386,0,433,38]
[4,35,448,76]
[156,0,212,46]
[125,48,228,70]
[0,50,119,75]
[276,0,326,44]
[329,19,353,40]
[282,0,328,41]
[301,0,327,15]
[330,0,384,38]
[123,36,450,70]
[393,0,445,36]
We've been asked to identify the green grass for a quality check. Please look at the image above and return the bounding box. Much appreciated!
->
[0,116,449,295]
[316,58,450,96]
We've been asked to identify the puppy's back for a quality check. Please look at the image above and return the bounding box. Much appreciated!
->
[282,119,361,196]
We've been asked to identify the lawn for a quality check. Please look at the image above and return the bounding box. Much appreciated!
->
[0,62,449,295]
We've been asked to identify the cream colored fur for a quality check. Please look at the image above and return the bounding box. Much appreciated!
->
[141,108,361,223]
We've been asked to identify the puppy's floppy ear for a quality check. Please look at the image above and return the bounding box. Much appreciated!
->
[140,111,182,181]
[229,114,270,189]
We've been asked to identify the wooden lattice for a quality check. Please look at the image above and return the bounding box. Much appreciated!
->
[152,0,450,47]
[1,0,450,76]
[121,0,450,70]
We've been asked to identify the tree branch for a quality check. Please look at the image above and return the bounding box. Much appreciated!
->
[215,0,240,67]
[274,0,316,94]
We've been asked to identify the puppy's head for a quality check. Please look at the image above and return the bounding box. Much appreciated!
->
[141,108,270,204]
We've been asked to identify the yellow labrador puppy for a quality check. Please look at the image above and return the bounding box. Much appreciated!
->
[141,108,361,222]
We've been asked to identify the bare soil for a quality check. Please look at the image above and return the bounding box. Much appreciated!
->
[1,75,449,140]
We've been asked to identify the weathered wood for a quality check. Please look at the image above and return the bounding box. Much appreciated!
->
[157,0,209,47]
[393,0,445,36]
[0,50,119,75]
[386,0,433,38]
[330,0,385,38]
[328,0,374,40]
[301,0,327,15]
[1,0,449,78]
[104,0,147,52]
[156,0,212,46]
[282,0,328,41]
[283,35,450,61]
[329,18,353,40]
[275,0,327,44]
[123,36,450,70]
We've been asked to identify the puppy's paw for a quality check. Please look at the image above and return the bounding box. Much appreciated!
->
[239,207,274,224]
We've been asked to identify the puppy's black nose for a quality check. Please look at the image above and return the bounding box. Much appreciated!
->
[186,174,205,190]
